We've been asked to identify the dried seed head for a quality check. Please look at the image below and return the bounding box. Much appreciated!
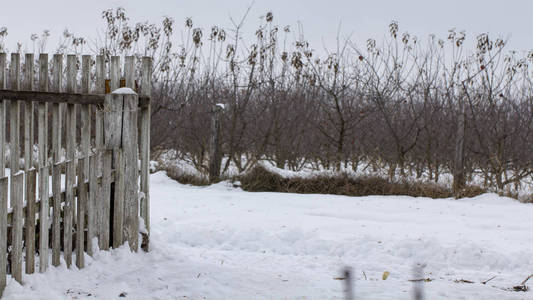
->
[266,12,273,22]
[185,18,193,28]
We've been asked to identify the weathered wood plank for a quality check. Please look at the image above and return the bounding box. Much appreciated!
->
[81,105,90,171]
[140,57,152,239]
[64,159,74,267]
[0,90,147,106]
[39,165,49,273]
[81,55,91,177]
[38,55,49,169]
[99,150,112,251]
[25,168,36,274]
[94,56,104,243]
[23,53,34,171]
[66,55,77,162]
[123,94,139,251]
[66,55,77,229]
[9,53,20,91]
[37,101,47,169]
[0,177,8,295]
[87,155,97,256]
[110,56,120,91]
[0,54,6,177]
[112,149,124,248]
[9,53,20,174]
[76,158,86,268]
[104,93,124,149]
[51,162,62,267]
[124,56,135,89]
[52,54,62,164]
[95,56,105,93]
[10,172,23,283]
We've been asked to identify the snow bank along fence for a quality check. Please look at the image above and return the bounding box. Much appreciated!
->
[0,53,152,295]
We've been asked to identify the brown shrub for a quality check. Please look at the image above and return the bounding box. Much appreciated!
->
[239,166,486,199]
[163,165,209,186]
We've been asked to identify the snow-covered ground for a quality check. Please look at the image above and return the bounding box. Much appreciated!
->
[4,171,533,299]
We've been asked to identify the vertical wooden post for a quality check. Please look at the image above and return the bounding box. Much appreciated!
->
[76,158,86,269]
[10,172,23,283]
[139,57,152,246]
[103,93,124,149]
[38,55,48,169]
[99,151,112,251]
[51,54,62,164]
[9,53,20,174]
[64,159,74,267]
[81,55,91,178]
[94,55,105,244]
[51,162,62,266]
[25,169,36,274]
[38,165,49,273]
[66,55,77,227]
[23,53,34,171]
[112,149,124,248]
[124,56,134,89]
[123,92,139,252]
[107,57,123,251]
[110,56,120,91]
[104,90,139,252]
[0,53,5,177]
[453,97,466,197]
[37,54,49,273]
[87,155,98,256]
[0,177,7,296]
[209,104,223,183]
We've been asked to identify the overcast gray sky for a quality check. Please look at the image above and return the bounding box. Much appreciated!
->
[0,0,532,54]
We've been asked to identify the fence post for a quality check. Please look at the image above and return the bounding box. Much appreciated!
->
[209,104,223,183]
[0,53,5,177]
[140,56,151,251]
[104,89,139,252]
[0,177,7,296]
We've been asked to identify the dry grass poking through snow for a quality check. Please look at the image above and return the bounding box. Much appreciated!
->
[239,166,486,199]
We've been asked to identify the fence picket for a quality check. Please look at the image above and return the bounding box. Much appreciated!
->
[81,55,91,178]
[38,55,48,169]
[66,55,77,230]
[39,165,49,273]
[52,54,61,164]
[87,155,97,256]
[113,149,124,248]
[123,94,139,251]
[10,172,23,283]
[25,169,36,274]
[110,56,120,91]
[52,162,62,266]
[100,151,112,250]
[64,159,75,267]
[9,53,20,174]
[0,177,7,295]
[0,54,5,177]
[140,57,152,239]
[23,53,34,171]
[76,158,86,268]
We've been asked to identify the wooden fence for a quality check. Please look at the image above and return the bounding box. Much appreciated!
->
[0,53,152,296]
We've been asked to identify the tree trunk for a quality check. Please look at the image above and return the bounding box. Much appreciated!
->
[453,99,466,197]
[209,105,223,183]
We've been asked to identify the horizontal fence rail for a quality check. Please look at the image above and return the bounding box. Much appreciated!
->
[0,90,150,107]
[0,52,152,297]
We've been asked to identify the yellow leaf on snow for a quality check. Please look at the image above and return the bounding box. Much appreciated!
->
[382,271,390,280]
